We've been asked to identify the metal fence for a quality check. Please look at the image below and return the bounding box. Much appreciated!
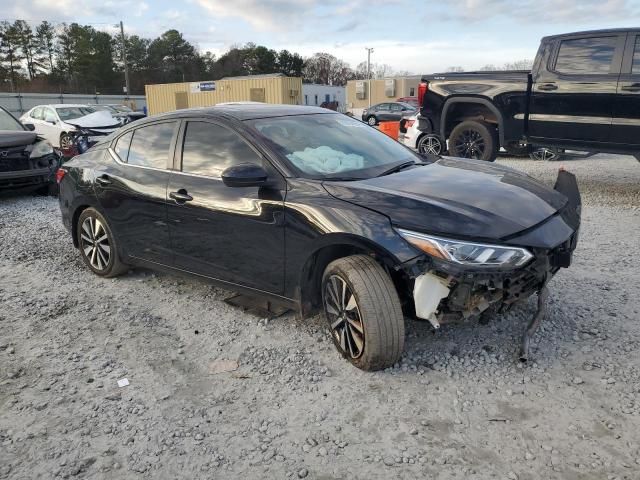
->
[0,92,147,116]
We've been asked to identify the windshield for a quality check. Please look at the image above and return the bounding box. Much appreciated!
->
[56,106,97,121]
[249,113,419,179]
[0,108,25,131]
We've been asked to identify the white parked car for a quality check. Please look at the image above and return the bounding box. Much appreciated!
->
[20,105,121,150]
[399,112,445,155]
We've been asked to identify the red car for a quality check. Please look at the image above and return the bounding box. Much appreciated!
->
[396,97,418,108]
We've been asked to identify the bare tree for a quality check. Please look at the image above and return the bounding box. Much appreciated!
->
[503,59,533,70]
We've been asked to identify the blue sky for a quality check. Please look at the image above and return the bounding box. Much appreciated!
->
[3,0,640,73]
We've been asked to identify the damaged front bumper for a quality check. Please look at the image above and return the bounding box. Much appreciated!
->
[400,169,581,360]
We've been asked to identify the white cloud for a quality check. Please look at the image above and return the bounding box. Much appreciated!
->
[443,0,639,23]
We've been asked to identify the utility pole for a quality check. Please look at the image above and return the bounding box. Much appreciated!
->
[365,47,374,108]
[119,21,131,98]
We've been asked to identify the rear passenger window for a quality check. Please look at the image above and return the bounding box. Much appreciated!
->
[114,131,133,162]
[32,107,43,120]
[555,36,618,75]
[632,37,640,74]
[127,122,175,169]
[181,121,262,178]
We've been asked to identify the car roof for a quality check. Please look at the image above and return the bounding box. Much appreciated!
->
[135,104,334,123]
[29,104,94,109]
[542,28,640,41]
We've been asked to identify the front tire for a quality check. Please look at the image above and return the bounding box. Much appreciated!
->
[77,208,128,278]
[322,255,405,371]
[60,133,73,151]
[449,120,498,161]
[367,115,377,126]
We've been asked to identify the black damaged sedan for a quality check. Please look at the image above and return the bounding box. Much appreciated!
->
[57,105,580,370]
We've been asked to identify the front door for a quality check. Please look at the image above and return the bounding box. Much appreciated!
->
[528,33,624,146]
[94,121,178,264]
[612,32,640,146]
[167,120,286,294]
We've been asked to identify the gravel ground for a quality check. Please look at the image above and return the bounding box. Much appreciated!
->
[1,154,639,480]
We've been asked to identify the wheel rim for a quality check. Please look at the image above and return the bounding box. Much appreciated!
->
[453,129,485,159]
[60,135,72,150]
[419,136,442,155]
[531,147,558,161]
[368,117,376,126]
[80,217,111,271]
[324,275,365,359]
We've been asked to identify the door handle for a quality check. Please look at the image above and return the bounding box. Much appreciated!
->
[621,83,640,92]
[95,174,111,186]
[169,189,193,204]
[537,83,558,91]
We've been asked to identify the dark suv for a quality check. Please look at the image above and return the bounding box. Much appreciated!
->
[362,102,417,126]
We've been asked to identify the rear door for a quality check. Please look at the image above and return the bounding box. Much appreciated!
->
[528,33,625,146]
[94,120,178,264]
[166,119,286,294]
[612,32,640,146]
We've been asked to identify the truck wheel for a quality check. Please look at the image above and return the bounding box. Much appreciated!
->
[449,120,498,162]
[417,134,444,155]
[322,255,405,371]
[367,115,377,126]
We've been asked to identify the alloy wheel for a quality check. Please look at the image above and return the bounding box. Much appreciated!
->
[418,135,443,155]
[453,129,485,159]
[530,147,560,162]
[60,135,73,151]
[80,216,111,271]
[367,116,376,126]
[324,275,365,359]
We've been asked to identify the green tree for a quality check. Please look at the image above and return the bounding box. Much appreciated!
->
[277,50,304,77]
[0,21,24,91]
[148,29,198,82]
[36,21,56,73]
[13,20,41,79]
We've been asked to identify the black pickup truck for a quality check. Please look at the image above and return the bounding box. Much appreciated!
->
[417,28,640,161]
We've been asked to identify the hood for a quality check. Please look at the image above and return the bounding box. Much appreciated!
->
[323,157,568,241]
[0,130,37,147]
[66,111,120,129]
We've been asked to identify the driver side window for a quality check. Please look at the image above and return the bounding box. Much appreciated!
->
[181,121,262,178]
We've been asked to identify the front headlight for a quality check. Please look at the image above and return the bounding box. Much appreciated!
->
[29,140,54,159]
[397,228,534,268]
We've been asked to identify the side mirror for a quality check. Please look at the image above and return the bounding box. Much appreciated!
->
[23,123,35,131]
[221,163,268,188]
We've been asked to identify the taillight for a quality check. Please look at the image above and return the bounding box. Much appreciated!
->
[418,82,428,106]
[55,168,67,184]
[406,120,415,128]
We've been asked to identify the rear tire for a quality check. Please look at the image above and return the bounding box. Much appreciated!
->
[77,208,128,278]
[322,255,405,371]
[449,120,498,161]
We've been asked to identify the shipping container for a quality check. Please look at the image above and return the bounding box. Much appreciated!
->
[145,74,303,115]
